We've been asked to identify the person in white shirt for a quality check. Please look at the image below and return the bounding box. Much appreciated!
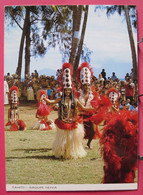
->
[4,77,9,104]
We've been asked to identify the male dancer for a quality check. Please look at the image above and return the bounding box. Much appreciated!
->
[76,62,96,149]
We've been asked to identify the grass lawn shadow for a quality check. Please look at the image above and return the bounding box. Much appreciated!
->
[6,154,56,160]
[12,148,52,153]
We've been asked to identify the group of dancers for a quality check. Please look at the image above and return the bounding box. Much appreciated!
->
[5,62,138,184]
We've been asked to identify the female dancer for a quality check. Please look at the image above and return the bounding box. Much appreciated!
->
[43,63,94,159]
[5,86,26,131]
[33,90,55,130]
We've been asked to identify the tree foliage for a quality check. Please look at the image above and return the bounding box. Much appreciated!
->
[5,5,91,78]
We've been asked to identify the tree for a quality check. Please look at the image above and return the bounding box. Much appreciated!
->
[16,13,27,78]
[5,6,25,78]
[124,5,137,81]
[69,5,83,66]
[105,5,138,80]
[5,5,90,79]
[5,6,53,78]
[74,5,89,78]
[24,7,30,78]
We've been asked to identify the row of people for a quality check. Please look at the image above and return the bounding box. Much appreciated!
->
[4,68,138,105]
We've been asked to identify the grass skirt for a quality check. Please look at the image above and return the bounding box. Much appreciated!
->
[53,123,87,159]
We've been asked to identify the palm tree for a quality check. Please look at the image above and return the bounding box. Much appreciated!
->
[16,14,27,78]
[105,5,137,80]
[69,5,83,66]
[124,5,137,81]
[5,6,53,78]
[5,5,90,79]
[74,5,89,78]
[24,7,30,78]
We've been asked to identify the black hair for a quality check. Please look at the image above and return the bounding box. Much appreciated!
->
[59,88,76,120]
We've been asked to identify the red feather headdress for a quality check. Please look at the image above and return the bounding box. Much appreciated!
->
[9,85,18,104]
[106,88,119,103]
[9,85,18,96]
[76,62,93,87]
[58,63,76,92]
[106,88,119,98]
[39,90,48,98]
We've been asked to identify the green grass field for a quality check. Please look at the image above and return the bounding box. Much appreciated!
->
[4,104,104,184]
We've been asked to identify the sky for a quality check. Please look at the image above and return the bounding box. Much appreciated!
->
[4,5,137,80]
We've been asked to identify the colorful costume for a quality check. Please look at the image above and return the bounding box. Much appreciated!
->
[52,63,86,159]
[91,88,138,183]
[100,110,138,183]
[33,90,55,130]
[5,86,26,131]
[76,62,99,148]
[106,88,120,112]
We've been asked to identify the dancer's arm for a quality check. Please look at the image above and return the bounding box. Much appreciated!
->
[112,105,119,112]
[36,113,44,119]
[76,99,95,112]
[43,97,61,104]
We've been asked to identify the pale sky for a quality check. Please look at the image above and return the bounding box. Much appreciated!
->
[4,5,137,79]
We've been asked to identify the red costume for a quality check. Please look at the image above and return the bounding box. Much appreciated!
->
[34,90,54,130]
[52,63,87,159]
[89,87,138,183]
[5,86,26,131]
[76,62,101,148]
[100,110,138,183]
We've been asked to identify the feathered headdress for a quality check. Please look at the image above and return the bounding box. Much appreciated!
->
[59,63,74,91]
[9,85,18,104]
[106,88,119,104]
[76,62,93,87]
[39,90,48,99]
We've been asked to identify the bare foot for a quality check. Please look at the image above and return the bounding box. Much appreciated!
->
[87,142,93,149]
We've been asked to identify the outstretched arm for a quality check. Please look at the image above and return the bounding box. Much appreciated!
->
[76,99,95,112]
[43,97,61,104]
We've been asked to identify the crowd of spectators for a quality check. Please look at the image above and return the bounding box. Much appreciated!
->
[4,68,138,111]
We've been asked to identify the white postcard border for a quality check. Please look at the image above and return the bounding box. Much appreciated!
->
[6,183,138,191]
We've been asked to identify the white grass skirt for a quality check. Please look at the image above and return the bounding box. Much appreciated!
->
[53,123,87,159]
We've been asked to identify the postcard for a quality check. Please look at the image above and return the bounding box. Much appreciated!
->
[4,4,138,191]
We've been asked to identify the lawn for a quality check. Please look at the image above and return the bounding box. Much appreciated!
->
[4,104,104,184]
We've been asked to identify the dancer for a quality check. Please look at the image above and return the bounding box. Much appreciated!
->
[43,63,94,159]
[5,86,26,131]
[106,88,120,112]
[100,110,138,183]
[33,90,55,130]
[76,62,98,149]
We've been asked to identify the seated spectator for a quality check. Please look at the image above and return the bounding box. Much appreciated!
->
[125,98,131,110]
[119,100,126,110]
[132,103,138,112]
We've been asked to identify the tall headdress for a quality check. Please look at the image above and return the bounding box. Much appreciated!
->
[9,86,18,104]
[59,63,73,91]
[106,88,119,104]
[76,62,93,87]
